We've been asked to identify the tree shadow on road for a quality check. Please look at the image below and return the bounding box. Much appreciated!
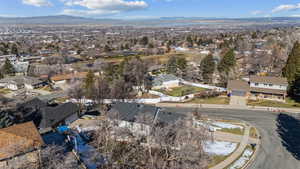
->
[276,113,300,160]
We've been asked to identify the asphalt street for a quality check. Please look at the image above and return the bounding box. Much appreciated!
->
[162,107,300,169]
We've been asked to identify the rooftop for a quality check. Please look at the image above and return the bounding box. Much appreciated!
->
[0,122,44,160]
[227,80,250,92]
[250,76,288,86]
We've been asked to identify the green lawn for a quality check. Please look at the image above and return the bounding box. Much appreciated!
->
[250,127,258,138]
[217,127,244,135]
[157,85,207,97]
[188,97,230,105]
[0,88,11,94]
[248,98,300,109]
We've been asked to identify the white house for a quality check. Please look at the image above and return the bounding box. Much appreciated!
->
[0,76,45,91]
[228,76,289,102]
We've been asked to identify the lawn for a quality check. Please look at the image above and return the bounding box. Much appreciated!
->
[158,85,207,97]
[217,127,244,135]
[0,88,11,94]
[247,98,300,109]
[188,97,230,105]
[250,127,258,138]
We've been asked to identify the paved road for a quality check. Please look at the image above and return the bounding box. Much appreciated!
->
[161,107,300,169]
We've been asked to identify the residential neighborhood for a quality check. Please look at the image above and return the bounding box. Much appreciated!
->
[1,2,300,168]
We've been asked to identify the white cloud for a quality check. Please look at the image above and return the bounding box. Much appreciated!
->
[272,3,300,13]
[61,0,148,16]
[251,10,263,15]
[22,0,52,7]
[62,0,148,10]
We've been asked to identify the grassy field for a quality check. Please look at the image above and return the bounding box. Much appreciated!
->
[188,97,230,105]
[0,88,11,94]
[157,85,206,97]
[248,98,300,109]
[217,127,244,135]
[250,127,258,138]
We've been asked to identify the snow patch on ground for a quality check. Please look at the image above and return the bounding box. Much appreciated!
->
[228,148,254,169]
[195,121,244,132]
[212,122,243,129]
[204,141,238,156]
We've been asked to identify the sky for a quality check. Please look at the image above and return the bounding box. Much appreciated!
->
[2,0,300,19]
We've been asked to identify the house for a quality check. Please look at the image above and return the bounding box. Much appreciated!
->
[0,122,44,169]
[12,61,29,75]
[0,76,46,91]
[16,98,80,133]
[249,76,288,101]
[152,74,181,90]
[108,102,184,136]
[49,72,88,85]
[227,76,288,102]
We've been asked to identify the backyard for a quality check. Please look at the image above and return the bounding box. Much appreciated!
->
[157,85,207,97]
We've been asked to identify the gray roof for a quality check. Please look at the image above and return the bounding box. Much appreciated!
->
[12,62,29,73]
[227,80,250,92]
[108,102,158,123]
[108,102,184,125]
[152,74,179,86]
[39,102,79,129]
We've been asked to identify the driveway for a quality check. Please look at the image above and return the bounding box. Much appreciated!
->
[161,107,300,169]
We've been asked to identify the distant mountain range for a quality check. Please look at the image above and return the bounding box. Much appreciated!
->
[1,15,300,26]
[0,15,121,25]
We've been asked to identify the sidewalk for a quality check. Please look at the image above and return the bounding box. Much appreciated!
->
[210,126,250,169]
[156,103,300,114]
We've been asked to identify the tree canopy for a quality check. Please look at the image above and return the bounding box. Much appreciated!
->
[282,41,300,95]
[2,59,15,76]
[200,54,216,84]
[217,49,236,74]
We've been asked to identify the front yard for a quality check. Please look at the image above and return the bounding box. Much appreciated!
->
[247,98,300,109]
[157,85,207,97]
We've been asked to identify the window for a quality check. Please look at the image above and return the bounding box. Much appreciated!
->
[269,84,273,87]
[255,83,259,86]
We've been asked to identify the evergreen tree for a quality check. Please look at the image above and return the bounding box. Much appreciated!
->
[2,59,15,75]
[140,36,149,46]
[11,43,19,55]
[200,54,216,83]
[177,57,187,71]
[282,41,300,85]
[218,49,236,74]
[84,71,95,98]
[0,70,3,79]
[186,35,193,47]
[167,56,178,74]
[0,111,14,129]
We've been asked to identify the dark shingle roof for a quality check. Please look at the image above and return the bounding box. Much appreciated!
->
[108,102,158,123]
[108,102,184,125]
[250,76,288,86]
[39,102,79,129]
